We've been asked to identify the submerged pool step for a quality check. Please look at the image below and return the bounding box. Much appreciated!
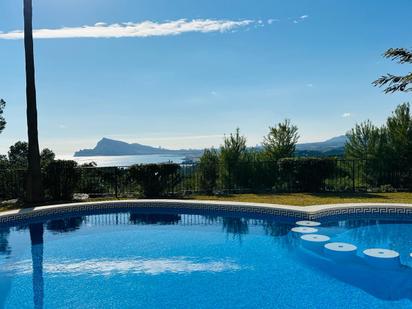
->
[291,227,318,234]
[324,242,358,259]
[291,221,407,269]
[301,234,330,243]
[296,220,321,227]
[301,234,331,250]
[363,249,401,269]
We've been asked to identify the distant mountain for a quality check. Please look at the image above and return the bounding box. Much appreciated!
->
[74,135,347,158]
[296,135,347,157]
[74,138,203,157]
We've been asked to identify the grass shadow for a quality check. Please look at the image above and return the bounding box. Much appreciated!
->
[304,192,389,199]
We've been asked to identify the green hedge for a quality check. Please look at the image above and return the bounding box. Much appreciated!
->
[198,149,219,194]
[128,163,181,197]
[278,157,336,192]
[43,160,79,201]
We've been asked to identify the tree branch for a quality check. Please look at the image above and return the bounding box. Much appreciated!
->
[383,48,412,64]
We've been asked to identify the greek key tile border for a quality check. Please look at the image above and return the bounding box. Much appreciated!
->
[1,200,412,226]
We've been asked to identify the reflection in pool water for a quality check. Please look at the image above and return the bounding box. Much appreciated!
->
[0,211,411,308]
[8,257,244,276]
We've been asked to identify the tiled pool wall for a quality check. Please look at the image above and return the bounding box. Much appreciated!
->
[0,200,412,227]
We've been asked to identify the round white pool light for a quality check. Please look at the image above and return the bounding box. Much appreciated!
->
[324,242,357,259]
[291,227,318,234]
[363,248,401,268]
[296,220,321,227]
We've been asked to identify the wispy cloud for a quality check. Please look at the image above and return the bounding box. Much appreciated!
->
[342,113,351,118]
[267,19,280,25]
[293,15,310,24]
[0,19,255,40]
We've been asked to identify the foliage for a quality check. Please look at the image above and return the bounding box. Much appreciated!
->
[0,155,10,170]
[0,155,25,199]
[7,141,56,169]
[198,148,219,194]
[75,162,107,195]
[0,143,56,200]
[80,162,97,167]
[219,128,247,189]
[385,103,412,166]
[377,184,396,193]
[344,103,412,189]
[373,48,412,93]
[8,142,29,169]
[77,167,112,195]
[43,160,79,201]
[3,101,412,200]
[345,120,386,161]
[263,119,299,161]
[278,157,336,192]
[40,148,56,168]
[236,149,278,190]
[128,163,181,198]
[0,99,6,134]
[385,103,412,188]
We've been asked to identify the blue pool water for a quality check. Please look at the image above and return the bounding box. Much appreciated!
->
[0,210,411,308]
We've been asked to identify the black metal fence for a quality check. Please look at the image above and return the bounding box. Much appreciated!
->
[1,159,411,200]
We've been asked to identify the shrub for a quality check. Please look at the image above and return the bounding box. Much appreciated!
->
[77,168,107,195]
[128,163,181,198]
[278,157,336,192]
[77,166,117,196]
[44,160,80,201]
[219,128,247,189]
[241,152,279,191]
[379,184,397,193]
[198,149,219,194]
[263,119,299,161]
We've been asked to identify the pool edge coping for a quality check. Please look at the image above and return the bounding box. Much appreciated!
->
[1,199,412,225]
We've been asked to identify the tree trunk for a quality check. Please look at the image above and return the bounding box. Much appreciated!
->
[24,0,44,203]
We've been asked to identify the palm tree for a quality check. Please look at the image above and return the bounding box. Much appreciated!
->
[24,0,44,203]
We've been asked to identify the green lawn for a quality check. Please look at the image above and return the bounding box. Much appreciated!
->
[190,192,412,206]
[1,192,412,213]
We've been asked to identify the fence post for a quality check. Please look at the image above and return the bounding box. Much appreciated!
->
[114,167,118,198]
[352,160,356,192]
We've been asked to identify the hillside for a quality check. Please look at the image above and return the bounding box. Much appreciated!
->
[295,135,347,157]
[74,135,347,158]
[74,138,203,157]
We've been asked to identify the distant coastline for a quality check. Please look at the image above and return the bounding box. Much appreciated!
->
[74,137,203,158]
[61,154,186,167]
[73,135,347,160]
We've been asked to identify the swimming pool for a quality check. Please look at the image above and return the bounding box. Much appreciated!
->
[0,202,411,308]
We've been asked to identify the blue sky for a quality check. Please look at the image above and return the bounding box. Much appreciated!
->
[0,0,411,155]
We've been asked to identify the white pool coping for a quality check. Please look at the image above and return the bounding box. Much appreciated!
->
[1,199,412,225]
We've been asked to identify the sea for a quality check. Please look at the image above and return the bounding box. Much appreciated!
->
[57,154,185,167]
